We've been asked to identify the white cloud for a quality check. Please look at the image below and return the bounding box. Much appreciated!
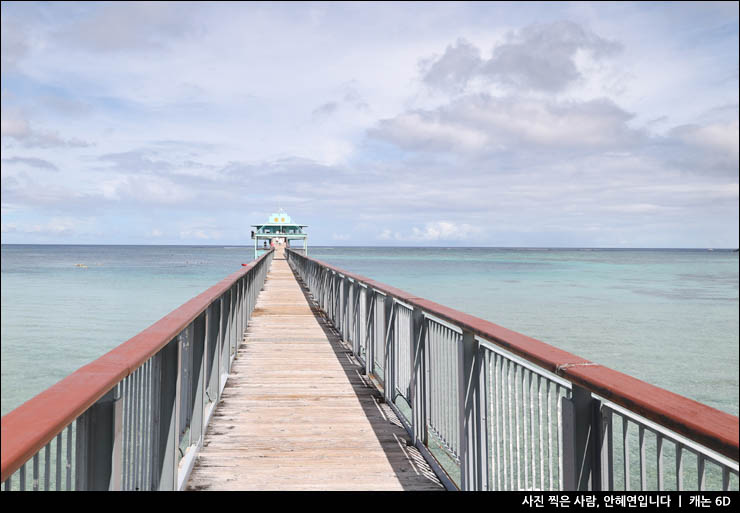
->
[54,2,199,53]
[670,121,739,160]
[371,94,641,154]
[420,21,622,94]
[1,111,91,148]
[380,221,484,242]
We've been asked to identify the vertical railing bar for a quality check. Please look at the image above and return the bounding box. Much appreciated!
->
[456,329,461,458]
[132,371,138,490]
[508,359,514,490]
[144,361,151,490]
[497,354,504,490]
[657,434,664,491]
[19,462,26,491]
[493,353,504,491]
[129,374,136,490]
[144,359,151,490]
[442,324,447,452]
[547,380,553,491]
[523,368,529,490]
[44,442,51,490]
[434,322,438,446]
[487,351,494,490]
[515,364,521,490]
[496,354,501,487]
[557,385,564,491]
[457,329,461,459]
[133,369,141,490]
[722,468,730,491]
[139,364,146,490]
[522,368,534,490]
[440,324,447,443]
[32,453,39,491]
[529,371,536,491]
[451,328,456,456]
[605,407,614,491]
[439,327,445,448]
[443,325,448,451]
[136,364,144,490]
[623,417,630,491]
[140,358,152,490]
[122,376,129,490]
[639,425,646,490]
[538,374,545,491]
[56,432,62,491]
[430,322,437,444]
[698,455,706,491]
[149,350,161,490]
[66,423,72,490]
[449,328,455,456]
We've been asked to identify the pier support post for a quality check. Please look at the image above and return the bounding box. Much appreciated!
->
[458,330,488,490]
[561,385,602,491]
[74,388,122,490]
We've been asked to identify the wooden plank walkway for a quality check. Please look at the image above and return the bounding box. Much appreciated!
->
[186,252,444,491]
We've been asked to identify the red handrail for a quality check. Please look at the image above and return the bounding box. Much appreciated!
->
[288,249,739,462]
[1,250,273,482]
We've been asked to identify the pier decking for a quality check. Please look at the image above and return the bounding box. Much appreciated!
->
[185,251,443,490]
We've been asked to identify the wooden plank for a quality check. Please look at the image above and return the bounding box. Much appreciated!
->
[186,257,444,491]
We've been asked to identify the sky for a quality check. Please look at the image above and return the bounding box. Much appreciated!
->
[1,1,738,247]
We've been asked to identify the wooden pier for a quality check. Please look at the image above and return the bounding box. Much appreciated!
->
[186,250,443,491]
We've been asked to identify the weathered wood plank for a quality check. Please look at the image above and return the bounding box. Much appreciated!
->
[185,257,444,491]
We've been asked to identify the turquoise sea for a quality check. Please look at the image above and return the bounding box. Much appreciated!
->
[1,245,738,419]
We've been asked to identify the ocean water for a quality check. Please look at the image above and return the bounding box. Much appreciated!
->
[1,245,738,420]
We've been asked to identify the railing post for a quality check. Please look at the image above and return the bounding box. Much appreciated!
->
[383,297,394,404]
[74,388,122,490]
[458,330,488,490]
[178,326,192,446]
[341,276,349,341]
[191,314,206,444]
[410,306,427,446]
[206,303,220,416]
[352,283,361,357]
[561,385,602,490]
[600,406,614,491]
[220,293,230,390]
[364,288,375,377]
[151,337,180,491]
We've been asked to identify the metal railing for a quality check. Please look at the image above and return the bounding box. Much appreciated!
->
[286,248,739,492]
[1,249,274,491]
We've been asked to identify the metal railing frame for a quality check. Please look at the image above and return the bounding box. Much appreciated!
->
[1,249,274,491]
[286,248,739,492]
